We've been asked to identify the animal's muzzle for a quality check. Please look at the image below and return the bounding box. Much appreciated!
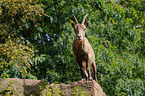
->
[77,36,82,40]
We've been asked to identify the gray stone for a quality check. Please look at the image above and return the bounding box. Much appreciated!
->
[0,78,106,96]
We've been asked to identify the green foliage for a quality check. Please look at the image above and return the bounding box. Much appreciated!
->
[0,80,16,96]
[114,78,144,96]
[40,82,63,96]
[0,0,144,95]
[0,37,36,79]
[40,84,88,96]
[72,86,88,96]
[0,0,44,42]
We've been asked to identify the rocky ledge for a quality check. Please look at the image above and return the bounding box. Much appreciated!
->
[0,78,106,96]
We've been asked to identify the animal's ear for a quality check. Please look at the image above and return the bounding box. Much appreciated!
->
[85,21,89,28]
[71,21,75,28]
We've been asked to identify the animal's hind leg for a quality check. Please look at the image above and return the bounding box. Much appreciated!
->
[92,61,97,81]
[87,61,93,81]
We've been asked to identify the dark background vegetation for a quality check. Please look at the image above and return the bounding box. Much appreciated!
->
[0,0,144,95]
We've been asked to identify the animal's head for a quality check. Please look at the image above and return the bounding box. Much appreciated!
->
[71,14,89,41]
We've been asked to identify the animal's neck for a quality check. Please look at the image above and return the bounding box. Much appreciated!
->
[77,37,85,49]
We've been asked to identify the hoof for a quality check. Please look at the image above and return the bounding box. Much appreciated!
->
[81,78,86,81]
[95,79,98,82]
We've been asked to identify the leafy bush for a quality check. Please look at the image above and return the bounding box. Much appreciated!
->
[40,84,62,96]
[0,37,36,79]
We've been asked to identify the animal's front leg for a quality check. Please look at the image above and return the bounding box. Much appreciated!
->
[81,67,88,80]
[78,61,86,80]
[82,61,88,80]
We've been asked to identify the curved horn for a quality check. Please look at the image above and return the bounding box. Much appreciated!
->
[82,14,88,24]
[72,14,78,24]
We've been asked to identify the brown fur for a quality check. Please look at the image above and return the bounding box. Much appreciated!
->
[71,14,97,81]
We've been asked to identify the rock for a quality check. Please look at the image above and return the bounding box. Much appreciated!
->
[56,80,106,96]
[0,78,106,96]
[0,78,47,96]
